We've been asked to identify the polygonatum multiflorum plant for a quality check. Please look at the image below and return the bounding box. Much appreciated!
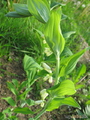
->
[0,0,87,120]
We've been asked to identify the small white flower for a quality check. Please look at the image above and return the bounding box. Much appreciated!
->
[44,47,52,56]
[43,74,50,81]
[77,1,81,6]
[35,100,45,107]
[48,76,53,83]
[82,4,86,8]
[43,40,46,44]
[40,102,45,107]
[42,62,52,73]
[35,100,43,105]
[40,89,48,100]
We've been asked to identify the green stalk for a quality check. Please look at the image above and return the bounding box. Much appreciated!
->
[34,107,46,120]
[55,51,60,85]
[34,98,51,120]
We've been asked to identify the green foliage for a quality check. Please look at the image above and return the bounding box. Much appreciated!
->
[44,7,65,56]
[2,97,16,107]
[47,80,76,97]
[13,107,34,114]
[46,97,80,111]
[60,49,86,77]
[1,0,88,119]
[27,0,50,23]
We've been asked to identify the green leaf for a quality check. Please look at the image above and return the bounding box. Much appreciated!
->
[63,31,76,39]
[44,7,65,56]
[86,100,90,105]
[60,49,86,77]
[5,11,27,18]
[61,47,73,57]
[27,0,50,23]
[18,87,31,100]
[13,3,32,17]
[74,64,86,83]
[26,99,35,106]
[50,2,65,10]
[18,81,27,91]
[12,79,19,88]
[0,112,4,120]
[75,84,85,90]
[24,54,42,71]
[47,80,76,97]
[7,82,18,95]
[61,13,67,20]
[13,107,34,114]
[2,97,16,106]
[28,118,35,120]
[2,108,11,114]
[46,97,81,111]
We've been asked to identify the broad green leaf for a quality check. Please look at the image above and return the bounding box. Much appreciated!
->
[46,97,80,111]
[23,55,42,85]
[59,49,86,77]
[2,97,16,106]
[63,31,76,39]
[50,2,65,10]
[5,11,27,18]
[26,99,35,106]
[44,7,65,56]
[61,47,73,57]
[47,80,76,97]
[14,3,32,17]
[24,54,42,71]
[7,82,18,95]
[27,0,50,23]
[13,107,34,114]
[2,108,11,114]
[86,100,90,105]
[8,116,18,119]
[74,64,86,83]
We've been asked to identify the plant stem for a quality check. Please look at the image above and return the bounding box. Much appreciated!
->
[34,98,51,120]
[34,107,46,120]
[55,52,60,85]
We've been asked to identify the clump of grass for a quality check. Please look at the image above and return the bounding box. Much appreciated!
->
[0,3,43,58]
[60,0,90,51]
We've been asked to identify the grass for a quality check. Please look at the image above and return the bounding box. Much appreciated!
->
[0,1,43,58]
[60,0,90,52]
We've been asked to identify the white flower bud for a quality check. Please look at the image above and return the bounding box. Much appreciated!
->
[42,62,52,73]
[40,102,45,107]
[40,89,48,100]
[48,76,53,83]
[35,100,43,105]
[43,74,50,81]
